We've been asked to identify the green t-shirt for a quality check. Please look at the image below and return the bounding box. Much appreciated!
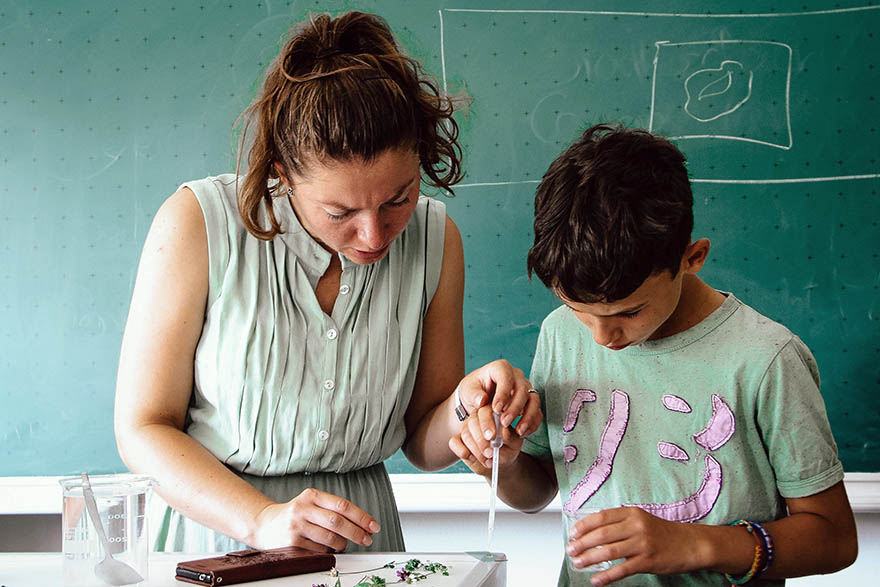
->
[522,293,843,586]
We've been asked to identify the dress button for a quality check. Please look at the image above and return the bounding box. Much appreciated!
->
[323,379,335,391]
[326,328,338,340]
[339,284,351,295]
[318,430,329,441]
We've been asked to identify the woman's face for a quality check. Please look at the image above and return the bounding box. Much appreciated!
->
[285,147,421,264]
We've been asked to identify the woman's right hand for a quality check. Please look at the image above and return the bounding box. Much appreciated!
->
[251,488,381,552]
[454,359,542,439]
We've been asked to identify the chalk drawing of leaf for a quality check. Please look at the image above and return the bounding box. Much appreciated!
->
[684,60,753,122]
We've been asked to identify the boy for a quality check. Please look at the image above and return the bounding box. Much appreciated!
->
[449,124,858,585]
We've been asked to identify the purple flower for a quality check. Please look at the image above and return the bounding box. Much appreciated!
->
[396,568,411,581]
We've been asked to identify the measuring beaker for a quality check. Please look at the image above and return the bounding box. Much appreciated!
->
[59,474,157,586]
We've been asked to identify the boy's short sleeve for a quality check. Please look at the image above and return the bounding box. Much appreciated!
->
[521,324,552,457]
[757,336,844,498]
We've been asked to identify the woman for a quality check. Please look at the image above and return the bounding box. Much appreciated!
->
[114,11,540,554]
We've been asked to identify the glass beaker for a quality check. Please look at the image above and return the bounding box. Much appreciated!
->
[564,508,615,576]
[59,474,157,586]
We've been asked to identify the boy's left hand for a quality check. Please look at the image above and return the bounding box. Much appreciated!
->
[567,506,706,585]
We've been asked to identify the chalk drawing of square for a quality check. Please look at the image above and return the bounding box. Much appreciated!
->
[649,40,792,150]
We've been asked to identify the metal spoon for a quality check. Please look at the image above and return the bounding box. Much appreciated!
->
[80,472,145,585]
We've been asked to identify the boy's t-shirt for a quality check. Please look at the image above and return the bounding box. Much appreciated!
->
[521,293,843,587]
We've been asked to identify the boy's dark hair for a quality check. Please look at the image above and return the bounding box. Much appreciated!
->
[527,123,693,303]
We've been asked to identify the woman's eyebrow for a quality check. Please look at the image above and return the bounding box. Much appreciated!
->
[323,175,417,211]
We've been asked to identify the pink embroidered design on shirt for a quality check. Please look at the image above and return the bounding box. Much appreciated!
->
[658,441,689,462]
[564,389,736,523]
[620,394,735,522]
[624,454,722,522]
[563,389,597,433]
[662,394,692,413]
[693,394,736,451]
[564,389,629,515]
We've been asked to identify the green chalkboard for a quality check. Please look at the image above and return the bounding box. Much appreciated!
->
[1,1,878,478]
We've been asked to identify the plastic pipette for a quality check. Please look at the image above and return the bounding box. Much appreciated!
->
[487,411,503,550]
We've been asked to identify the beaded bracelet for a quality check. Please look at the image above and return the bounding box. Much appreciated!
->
[750,521,775,574]
[724,520,767,585]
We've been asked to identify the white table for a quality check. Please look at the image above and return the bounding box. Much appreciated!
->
[0,551,506,586]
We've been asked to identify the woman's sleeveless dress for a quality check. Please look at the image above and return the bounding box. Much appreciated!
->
[151,174,446,552]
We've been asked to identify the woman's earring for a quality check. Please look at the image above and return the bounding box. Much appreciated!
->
[286,186,293,197]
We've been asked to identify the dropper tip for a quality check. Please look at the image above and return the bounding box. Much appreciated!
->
[490,412,503,448]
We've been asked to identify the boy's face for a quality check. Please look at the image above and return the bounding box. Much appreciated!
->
[558,270,686,351]
[556,239,713,350]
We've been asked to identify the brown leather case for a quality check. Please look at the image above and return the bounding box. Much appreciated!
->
[175,546,336,585]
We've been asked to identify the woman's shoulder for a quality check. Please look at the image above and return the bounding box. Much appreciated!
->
[140,186,209,279]
[154,185,206,233]
[403,195,448,244]
[178,174,239,208]
[173,173,246,235]
[412,195,449,235]
[415,194,446,217]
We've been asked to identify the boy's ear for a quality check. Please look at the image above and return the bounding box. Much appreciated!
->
[681,238,711,274]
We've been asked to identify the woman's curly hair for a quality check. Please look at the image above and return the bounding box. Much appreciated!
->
[235,11,464,239]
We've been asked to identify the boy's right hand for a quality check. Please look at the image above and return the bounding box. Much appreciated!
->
[448,405,527,475]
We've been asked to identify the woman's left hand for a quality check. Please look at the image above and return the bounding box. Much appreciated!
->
[454,359,542,438]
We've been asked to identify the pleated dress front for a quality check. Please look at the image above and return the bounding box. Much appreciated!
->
[151,174,446,553]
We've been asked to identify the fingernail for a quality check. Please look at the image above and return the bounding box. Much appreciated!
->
[483,448,493,458]
[566,544,575,555]
[591,578,602,586]
[484,429,493,440]
[502,415,513,427]
[362,535,372,546]
[369,521,380,533]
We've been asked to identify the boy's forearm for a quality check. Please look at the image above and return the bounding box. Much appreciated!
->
[494,453,558,513]
[705,483,857,579]
[694,511,858,579]
[751,512,857,578]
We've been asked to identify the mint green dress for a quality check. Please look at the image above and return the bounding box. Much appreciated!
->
[151,174,446,553]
